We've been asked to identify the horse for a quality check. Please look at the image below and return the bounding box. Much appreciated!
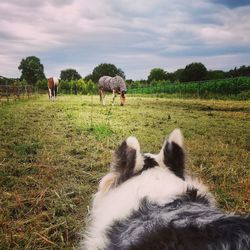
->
[98,75,127,106]
[47,77,59,101]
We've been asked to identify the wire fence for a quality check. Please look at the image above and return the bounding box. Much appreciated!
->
[1,77,250,101]
[0,85,33,101]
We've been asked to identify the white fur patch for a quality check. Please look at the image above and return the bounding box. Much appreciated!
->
[126,136,140,151]
[53,77,59,85]
[48,88,52,97]
[168,128,183,148]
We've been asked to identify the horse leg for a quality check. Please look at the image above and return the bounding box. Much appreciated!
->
[51,87,55,101]
[99,90,102,103]
[48,88,52,100]
[102,91,106,105]
[99,89,105,105]
[112,90,116,105]
[120,93,125,106]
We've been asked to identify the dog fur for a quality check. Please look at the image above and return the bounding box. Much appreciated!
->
[80,129,250,250]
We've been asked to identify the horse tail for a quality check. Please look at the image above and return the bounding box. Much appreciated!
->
[51,86,55,97]
[55,84,58,97]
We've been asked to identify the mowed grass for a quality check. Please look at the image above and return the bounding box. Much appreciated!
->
[0,94,249,249]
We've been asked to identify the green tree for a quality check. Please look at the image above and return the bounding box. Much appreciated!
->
[206,70,225,80]
[173,69,184,82]
[147,68,167,82]
[238,65,250,77]
[226,65,250,78]
[182,62,207,82]
[18,56,46,84]
[84,74,93,82]
[91,63,125,83]
[60,68,81,81]
[165,72,175,82]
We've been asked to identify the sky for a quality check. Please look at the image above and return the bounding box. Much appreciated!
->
[0,0,250,80]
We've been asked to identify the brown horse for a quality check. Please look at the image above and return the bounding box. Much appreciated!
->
[47,77,59,101]
[98,76,127,106]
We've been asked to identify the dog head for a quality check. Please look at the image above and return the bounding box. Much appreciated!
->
[96,129,204,200]
[99,129,184,191]
[94,129,214,205]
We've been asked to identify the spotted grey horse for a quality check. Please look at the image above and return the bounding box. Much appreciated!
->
[98,75,127,106]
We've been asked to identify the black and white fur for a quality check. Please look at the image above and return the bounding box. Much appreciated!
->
[80,129,250,250]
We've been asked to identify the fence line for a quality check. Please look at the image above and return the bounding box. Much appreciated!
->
[0,85,33,101]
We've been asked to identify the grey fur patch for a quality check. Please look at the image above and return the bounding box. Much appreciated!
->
[106,196,250,250]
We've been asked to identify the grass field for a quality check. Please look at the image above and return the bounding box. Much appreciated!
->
[0,94,250,249]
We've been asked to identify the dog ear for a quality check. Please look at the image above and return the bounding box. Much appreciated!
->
[161,129,185,179]
[111,136,143,185]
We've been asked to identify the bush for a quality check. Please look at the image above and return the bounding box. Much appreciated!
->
[60,80,71,93]
[36,79,47,90]
[58,79,98,95]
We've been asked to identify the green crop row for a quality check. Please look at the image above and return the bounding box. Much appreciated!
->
[128,77,250,99]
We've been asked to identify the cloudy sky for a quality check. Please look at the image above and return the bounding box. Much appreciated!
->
[1,0,250,80]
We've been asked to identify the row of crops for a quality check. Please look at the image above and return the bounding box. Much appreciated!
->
[127,77,250,99]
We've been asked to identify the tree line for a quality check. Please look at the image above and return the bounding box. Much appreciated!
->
[146,63,250,83]
[1,56,250,91]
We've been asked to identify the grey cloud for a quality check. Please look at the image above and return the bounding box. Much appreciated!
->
[1,0,250,79]
[6,0,74,7]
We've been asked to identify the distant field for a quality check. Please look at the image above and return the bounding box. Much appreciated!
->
[0,95,249,249]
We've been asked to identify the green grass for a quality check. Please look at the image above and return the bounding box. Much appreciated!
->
[0,94,250,249]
